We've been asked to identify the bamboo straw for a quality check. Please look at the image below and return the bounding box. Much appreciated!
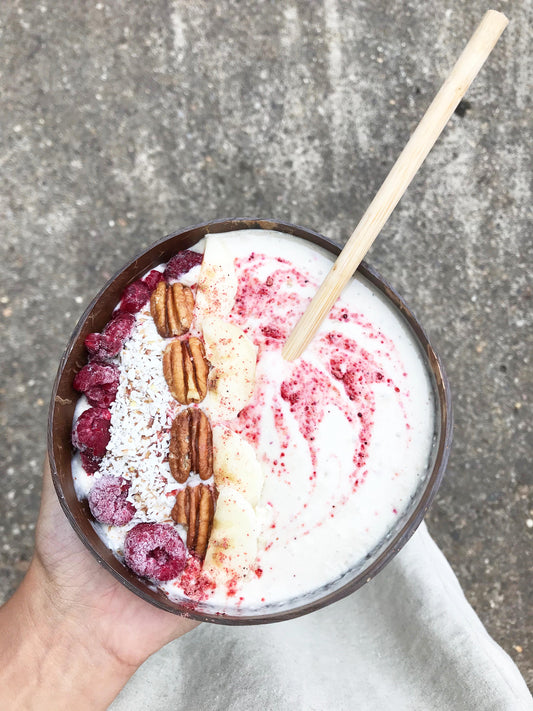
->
[282,10,508,361]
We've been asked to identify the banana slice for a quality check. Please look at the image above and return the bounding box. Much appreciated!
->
[213,426,264,507]
[204,486,258,583]
[202,317,257,420]
[195,236,238,321]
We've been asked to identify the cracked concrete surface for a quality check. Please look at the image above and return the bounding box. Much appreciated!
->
[0,0,531,691]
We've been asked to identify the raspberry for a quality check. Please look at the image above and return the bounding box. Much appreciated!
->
[88,475,136,526]
[102,312,135,356]
[164,250,203,281]
[120,280,150,313]
[84,333,104,355]
[80,452,101,474]
[84,312,135,361]
[143,269,164,292]
[73,363,119,408]
[124,523,187,581]
[72,407,111,459]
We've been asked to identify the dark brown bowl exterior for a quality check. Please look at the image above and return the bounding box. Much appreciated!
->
[48,218,452,624]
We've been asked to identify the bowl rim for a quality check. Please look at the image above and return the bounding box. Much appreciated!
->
[48,216,453,625]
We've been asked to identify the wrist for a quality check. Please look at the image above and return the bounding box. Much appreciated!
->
[0,556,136,711]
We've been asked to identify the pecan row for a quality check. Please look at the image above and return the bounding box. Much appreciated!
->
[169,407,213,483]
[150,281,195,338]
[171,484,215,559]
[163,337,209,405]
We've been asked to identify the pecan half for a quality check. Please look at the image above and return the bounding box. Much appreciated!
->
[150,281,195,338]
[163,337,209,404]
[169,408,213,483]
[171,484,216,559]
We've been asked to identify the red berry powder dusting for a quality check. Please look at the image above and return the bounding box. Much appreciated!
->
[231,251,408,536]
[175,556,216,601]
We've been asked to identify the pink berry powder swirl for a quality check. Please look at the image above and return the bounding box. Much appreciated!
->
[230,252,409,535]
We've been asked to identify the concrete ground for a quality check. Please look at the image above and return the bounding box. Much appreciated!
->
[1,0,531,692]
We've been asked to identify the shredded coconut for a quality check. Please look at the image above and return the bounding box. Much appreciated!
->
[97,308,183,522]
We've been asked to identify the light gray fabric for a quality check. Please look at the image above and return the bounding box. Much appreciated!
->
[110,524,532,710]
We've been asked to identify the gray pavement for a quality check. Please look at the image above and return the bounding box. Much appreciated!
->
[1,0,531,691]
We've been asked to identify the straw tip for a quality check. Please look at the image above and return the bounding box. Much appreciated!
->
[485,9,509,27]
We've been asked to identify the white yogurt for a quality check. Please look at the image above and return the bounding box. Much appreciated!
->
[73,230,435,610]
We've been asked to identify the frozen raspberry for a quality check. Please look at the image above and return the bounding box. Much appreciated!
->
[84,332,104,355]
[88,475,136,526]
[120,280,150,313]
[73,363,119,408]
[164,250,203,281]
[85,312,135,361]
[72,407,111,459]
[143,269,164,292]
[80,452,101,474]
[124,523,187,582]
[101,312,135,356]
